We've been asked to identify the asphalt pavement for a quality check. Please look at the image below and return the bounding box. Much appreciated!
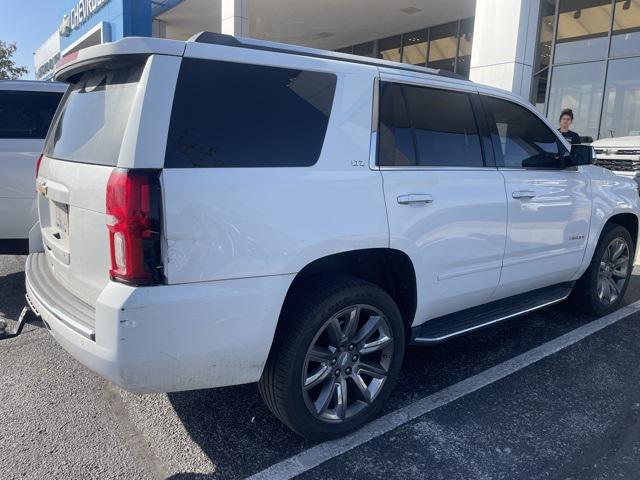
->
[1,254,640,479]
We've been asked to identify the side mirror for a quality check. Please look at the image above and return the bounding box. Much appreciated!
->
[568,144,596,167]
[579,136,594,144]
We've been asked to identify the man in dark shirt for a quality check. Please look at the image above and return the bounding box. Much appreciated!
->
[558,108,581,144]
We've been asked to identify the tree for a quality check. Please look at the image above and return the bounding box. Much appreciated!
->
[0,41,28,80]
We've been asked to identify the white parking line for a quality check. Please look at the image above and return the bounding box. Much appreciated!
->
[246,300,640,480]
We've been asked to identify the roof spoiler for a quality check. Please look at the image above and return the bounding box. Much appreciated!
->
[54,37,186,82]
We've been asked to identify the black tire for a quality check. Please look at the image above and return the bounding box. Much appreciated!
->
[258,275,406,441]
[572,224,634,316]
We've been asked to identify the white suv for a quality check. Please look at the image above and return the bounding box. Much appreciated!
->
[592,135,640,184]
[0,80,65,254]
[26,34,640,440]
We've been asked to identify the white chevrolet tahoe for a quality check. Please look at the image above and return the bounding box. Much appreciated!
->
[0,80,65,254]
[26,34,640,440]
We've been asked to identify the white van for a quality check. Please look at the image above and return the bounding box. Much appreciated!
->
[26,34,640,440]
[0,80,66,254]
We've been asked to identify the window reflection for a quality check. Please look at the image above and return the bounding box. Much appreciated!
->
[601,57,640,137]
[547,61,605,140]
[402,29,428,66]
[555,0,612,63]
[611,0,640,56]
[428,22,458,71]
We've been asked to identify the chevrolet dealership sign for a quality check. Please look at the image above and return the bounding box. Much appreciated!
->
[59,0,111,37]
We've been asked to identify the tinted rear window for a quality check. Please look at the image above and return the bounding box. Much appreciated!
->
[165,58,337,168]
[0,91,63,139]
[44,62,144,166]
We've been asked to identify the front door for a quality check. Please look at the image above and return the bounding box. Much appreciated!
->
[377,77,507,322]
[480,95,591,299]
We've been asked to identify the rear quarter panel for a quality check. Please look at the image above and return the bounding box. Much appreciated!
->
[162,47,387,283]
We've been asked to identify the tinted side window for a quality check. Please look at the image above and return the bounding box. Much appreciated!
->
[404,85,483,167]
[0,91,63,139]
[377,82,483,167]
[378,83,416,166]
[482,96,562,169]
[165,59,337,168]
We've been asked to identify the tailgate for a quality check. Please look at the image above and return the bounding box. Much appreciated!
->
[37,59,147,307]
[37,157,113,306]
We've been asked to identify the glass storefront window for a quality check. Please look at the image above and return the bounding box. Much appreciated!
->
[547,61,606,139]
[335,18,473,78]
[531,68,550,112]
[456,18,474,78]
[534,0,557,72]
[428,21,458,72]
[601,57,640,137]
[611,0,640,56]
[353,41,375,58]
[555,0,612,63]
[402,29,428,66]
[378,35,402,62]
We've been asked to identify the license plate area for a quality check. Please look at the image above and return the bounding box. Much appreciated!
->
[52,201,69,239]
[42,199,71,265]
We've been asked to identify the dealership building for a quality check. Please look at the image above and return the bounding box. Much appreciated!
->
[35,0,640,140]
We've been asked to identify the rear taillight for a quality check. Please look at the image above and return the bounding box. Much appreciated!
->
[106,169,163,285]
[36,154,43,178]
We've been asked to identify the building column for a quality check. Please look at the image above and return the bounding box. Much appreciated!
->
[470,0,540,99]
[152,19,166,39]
[221,0,249,37]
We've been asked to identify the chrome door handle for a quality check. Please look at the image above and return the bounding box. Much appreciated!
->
[512,190,536,200]
[397,194,434,205]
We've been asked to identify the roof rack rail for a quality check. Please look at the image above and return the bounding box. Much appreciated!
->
[190,32,468,81]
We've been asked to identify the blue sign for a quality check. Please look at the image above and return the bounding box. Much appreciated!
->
[58,0,151,52]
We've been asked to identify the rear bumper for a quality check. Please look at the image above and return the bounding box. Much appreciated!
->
[25,253,294,393]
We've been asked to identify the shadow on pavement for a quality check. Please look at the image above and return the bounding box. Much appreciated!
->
[0,270,29,320]
[0,266,45,332]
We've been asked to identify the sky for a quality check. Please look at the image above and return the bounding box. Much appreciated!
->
[1,1,65,79]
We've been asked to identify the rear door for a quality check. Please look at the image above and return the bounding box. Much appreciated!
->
[480,95,591,298]
[0,89,62,240]
[37,59,149,306]
[377,75,508,321]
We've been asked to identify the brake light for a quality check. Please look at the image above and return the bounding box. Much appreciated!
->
[36,154,43,178]
[106,169,162,285]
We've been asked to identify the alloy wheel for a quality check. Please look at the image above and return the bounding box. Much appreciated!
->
[597,237,630,305]
[301,304,394,422]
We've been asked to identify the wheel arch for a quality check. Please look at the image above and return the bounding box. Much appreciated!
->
[278,248,417,335]
[605,212,639,253]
